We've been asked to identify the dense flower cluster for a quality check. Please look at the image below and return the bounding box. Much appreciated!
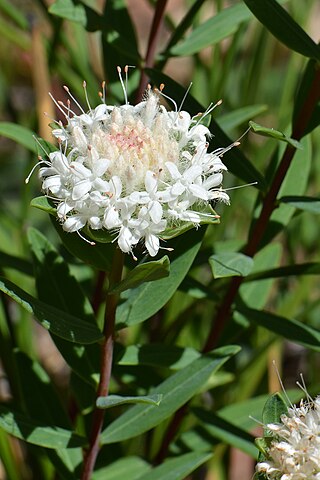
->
[37,76,231,257]
[256,396,320,479]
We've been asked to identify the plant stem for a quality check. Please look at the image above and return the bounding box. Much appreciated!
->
[203,62,320,352]
[81,248,124,480]
[135,0,168,103]
[153,62,320,463]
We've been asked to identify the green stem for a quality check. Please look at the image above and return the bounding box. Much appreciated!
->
[81,248,124,480]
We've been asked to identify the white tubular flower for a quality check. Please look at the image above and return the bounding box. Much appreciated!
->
[256,396,320,480]
[37,72,233,257]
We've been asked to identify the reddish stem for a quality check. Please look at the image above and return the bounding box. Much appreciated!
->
[81,249,124,480]
[135,0,168,102]
[154,62,320,462]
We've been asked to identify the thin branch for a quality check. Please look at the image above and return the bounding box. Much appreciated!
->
[153,62,320,462]
[135,0,168,103]
[81,249,124,480]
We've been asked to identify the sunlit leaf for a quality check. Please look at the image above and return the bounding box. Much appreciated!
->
[209,252,254,278]
[97,394,162,409]
[249,121,302,149]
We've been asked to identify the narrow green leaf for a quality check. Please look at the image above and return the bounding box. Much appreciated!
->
[51,218,115,272]
[14,350,71,428]
[262,393,287,426]
[92,457,151,480]
[0,251,33,276]
[245,262,320,282]
[116,228,205,329]
[134,452,212,480]
[279,195,320,214]
[0,123,36,153]
[192,408,257,458]
[100,346,240,444]
[115,344,200,370]
[49,0,102,31]
[0,406,87,449]
[110,257,170,294]
[97,394,162,409]
[237,303,320,352]
[243,0,320,60]
[102,0,140,82]
[209,252,254,278]
[169,3,252,56]
[0,277,103,344]
[218,104,268,133]
[0,0,28,29]
[249,121,302,149]
[30,196,56,215]
[27,228,99,384]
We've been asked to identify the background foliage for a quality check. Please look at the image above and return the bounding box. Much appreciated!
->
[0,0,319,479]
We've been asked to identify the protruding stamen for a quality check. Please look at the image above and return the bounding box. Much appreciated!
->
[223,181,258,192]
[156,87,178,112]
[117,66,128,105]
[25,155,50,184]
[32,135,50,157]
[77,230,95,245]
[49,92,69,120]
[63,85,86,114]
[82,81,92,112]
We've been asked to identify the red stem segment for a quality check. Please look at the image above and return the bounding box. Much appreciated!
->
[81,249,124,480]
[135,0,168,103]
[154,62,320,463]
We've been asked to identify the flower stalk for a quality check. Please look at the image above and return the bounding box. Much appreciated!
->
[81,248,124,480]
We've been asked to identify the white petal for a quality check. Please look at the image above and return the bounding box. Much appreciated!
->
[94,157,110,176]
[63,216,85,232]
[145,171,157,194]
[72,126,88,151]
[203,173,223,189]
[72,179,91,200]
[110,176,122,198]
[171,182,185,196]
[118,226,135,253]
[165,162,181,180]
[149,201,163,224]
[188,184,209,200]
[70,162,91,179]
[145,233,160,257]
[89,216,102,229]
[57,202,74,218]
[104,207,121,229]
[183,165,202,183]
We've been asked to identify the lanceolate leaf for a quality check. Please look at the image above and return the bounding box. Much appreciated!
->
[92,457,151,480]
[0,277,103,344]
[218,104,268,133]
[97,394,162,409]
[262,393,287,427]
[115,344,200,370]
[245,262,320,282]
[0,406,87,449]
[243,0,320,60]
[100,345,240,444]
[110,257,170,294]
[0,123,36,153]
[237,303,320,351]
[27,228,100,384]
[279,196,320,214]
[209,252,254,278]
[249,121,302,149]
[116,228,205,329]
[49,0,102,31]
[134,452,212,480]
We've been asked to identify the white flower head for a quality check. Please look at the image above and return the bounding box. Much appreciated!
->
[256,394,320,480]
[35,67,233,257]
